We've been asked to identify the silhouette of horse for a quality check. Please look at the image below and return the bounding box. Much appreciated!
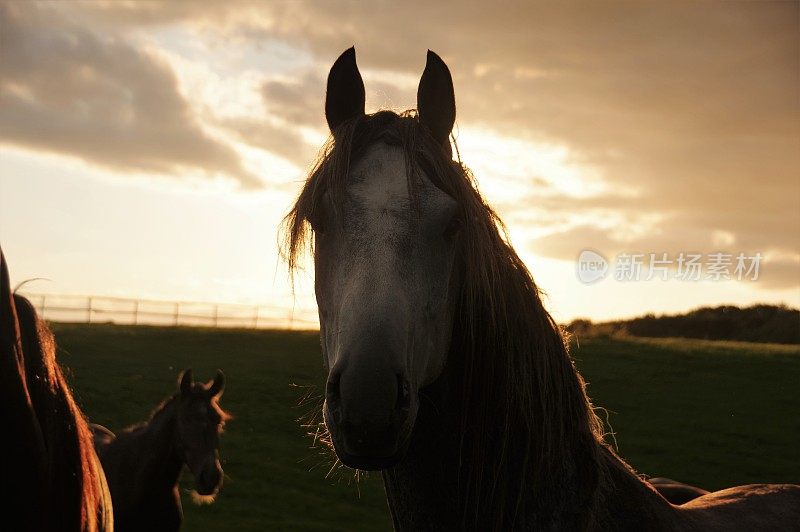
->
[92,369,229,532]
[0,246,113,531]
[649,477,709,505]
[283,47,800,530]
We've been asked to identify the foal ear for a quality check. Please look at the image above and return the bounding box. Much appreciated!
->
[417,50,456,155]
[325,46,365,133]
[208,369,225,398]
[179,369,193,396]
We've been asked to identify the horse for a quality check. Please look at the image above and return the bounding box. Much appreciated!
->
[91,369,229,532]
[0,246,113,531]
[282,47,800,530]
[648,478,709,505]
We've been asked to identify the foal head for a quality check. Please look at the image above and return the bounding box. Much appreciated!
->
[174,369,228,497]
[286,48,463,470]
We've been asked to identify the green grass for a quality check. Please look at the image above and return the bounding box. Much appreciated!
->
[572,336,800,490]
[52,324,800,531]
[54,324,391,532]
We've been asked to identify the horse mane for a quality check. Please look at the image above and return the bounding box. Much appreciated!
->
[282,110,611,528]
[0,250,46,527]
[122,384,231,437]
[10,293,112,531]
[119,393,181,436]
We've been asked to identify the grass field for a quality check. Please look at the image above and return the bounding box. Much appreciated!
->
[52,324,800,531]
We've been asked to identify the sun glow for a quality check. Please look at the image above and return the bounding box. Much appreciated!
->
[455,127,609,207]
[2,2,796,326]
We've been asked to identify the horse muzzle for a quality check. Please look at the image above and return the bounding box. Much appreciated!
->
[324,363,416,470]
[195,463,223,495]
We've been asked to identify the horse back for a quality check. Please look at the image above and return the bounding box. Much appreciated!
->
[648,477,709,505]
[680,484,800,530]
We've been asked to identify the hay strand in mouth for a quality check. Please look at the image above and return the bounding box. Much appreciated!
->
[292,383,370,485]
[188,490,217,505]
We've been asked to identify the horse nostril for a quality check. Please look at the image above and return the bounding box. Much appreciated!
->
[326,372,342,425]
[326,374,341,405]
[396,374,411,412]
[198,467,222,491]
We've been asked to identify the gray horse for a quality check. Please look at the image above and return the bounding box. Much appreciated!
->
[282,47,800,530]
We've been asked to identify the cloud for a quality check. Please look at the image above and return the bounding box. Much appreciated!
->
[260,71,326,131]
[219,116,318,168]
[240,2,800,287]
[3,1,798,286]
[0,2,259,187]
[758,257,800,290]
[530,218,799,290]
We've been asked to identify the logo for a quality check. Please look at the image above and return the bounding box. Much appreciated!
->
[577,250,609,284]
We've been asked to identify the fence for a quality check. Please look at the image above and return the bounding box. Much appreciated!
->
[17,293,319,330]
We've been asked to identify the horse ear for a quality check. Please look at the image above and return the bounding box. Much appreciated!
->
[208,369,225,398]
[417,50,456,156]
[325,46,365,133]
[179,369,192,396]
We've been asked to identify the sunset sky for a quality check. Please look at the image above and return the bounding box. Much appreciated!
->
[1,1,798,324]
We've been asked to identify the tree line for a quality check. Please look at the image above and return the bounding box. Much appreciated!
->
[567,304,800,345]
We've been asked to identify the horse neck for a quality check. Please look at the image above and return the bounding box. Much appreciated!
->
[382,350,463,530]
[127,398,184,493]
[593,447,684,530]
[383,317,680,530]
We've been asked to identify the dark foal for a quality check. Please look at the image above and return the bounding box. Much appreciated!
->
[93,369,229,532]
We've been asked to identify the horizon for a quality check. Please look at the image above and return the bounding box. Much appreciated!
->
[2,1,798,325]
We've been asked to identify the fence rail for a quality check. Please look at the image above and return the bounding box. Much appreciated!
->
[17,292,319,330]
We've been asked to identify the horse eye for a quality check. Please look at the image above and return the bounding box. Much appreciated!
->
[443,214,462,240]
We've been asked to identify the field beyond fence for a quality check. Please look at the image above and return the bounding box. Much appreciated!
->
[52,324,800,531]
